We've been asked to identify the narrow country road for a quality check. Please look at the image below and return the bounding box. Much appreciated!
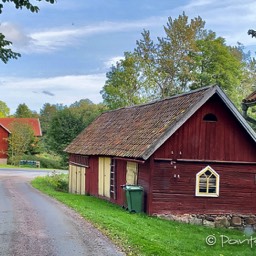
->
[0,169,125,256]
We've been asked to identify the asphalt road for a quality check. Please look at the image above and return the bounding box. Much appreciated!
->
[0,169,124,256]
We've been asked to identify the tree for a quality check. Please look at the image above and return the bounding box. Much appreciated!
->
[69,99,106,125]
[0,100,10,117]
[248,29,256,38]
[0,33,21,63]
[39,103,58,135]
[47,108,86,162]
[102,13,245,110]
[15,103,37,117]
[8,121,35,165]
[0,0,55,63]
[190,33,243,93]
[101,52,149,109]
[134,12,207,98]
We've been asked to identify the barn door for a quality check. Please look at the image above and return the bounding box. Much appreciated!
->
[69,165,86,194]
[98,157,111,198]
[126,162,138,185]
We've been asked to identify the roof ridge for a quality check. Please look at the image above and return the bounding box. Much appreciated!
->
[104,85,215,113]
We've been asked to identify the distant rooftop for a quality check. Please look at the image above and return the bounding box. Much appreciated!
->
[0,118,42,136]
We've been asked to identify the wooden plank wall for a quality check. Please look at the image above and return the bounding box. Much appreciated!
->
[154,95,256,162]
[151,161,256,215]
[113,160,126,206]
[150,94,256,215]
[0,127,9,159]
[138,160,150,212]
[86,156,98,196]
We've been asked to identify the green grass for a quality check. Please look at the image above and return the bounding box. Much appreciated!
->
[31,176,256,256]
[0,164,14,168]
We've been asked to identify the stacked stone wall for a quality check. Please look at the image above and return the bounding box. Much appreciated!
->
[156,214,256,230]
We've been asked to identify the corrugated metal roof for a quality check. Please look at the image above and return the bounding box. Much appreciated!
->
[0,118,42,136]
[65,86,214,159]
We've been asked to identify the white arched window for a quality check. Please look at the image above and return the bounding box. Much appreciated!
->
[196,166,219,197]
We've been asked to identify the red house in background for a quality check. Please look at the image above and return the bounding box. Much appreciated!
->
[65,85,256,227]
[0,118,42,164]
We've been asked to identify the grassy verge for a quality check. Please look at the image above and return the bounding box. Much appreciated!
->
[31,175,256,256]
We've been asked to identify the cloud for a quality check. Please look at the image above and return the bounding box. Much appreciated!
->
[2,0,256,55]
[42,90,55,96]
[0,73,106,113]
[0,22,33,47]
[181,0,256,46]
[29,21,148,52]
[104,56,125,68]
[7,17,164,54]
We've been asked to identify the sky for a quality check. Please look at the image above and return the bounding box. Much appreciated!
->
[0,0,256,114]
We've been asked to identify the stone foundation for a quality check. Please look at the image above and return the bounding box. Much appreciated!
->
[156,213,256,230]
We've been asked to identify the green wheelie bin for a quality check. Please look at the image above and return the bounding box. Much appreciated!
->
[123,185,144,213]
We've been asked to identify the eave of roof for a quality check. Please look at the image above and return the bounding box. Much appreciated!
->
[215,87,256,143]
[0,124,11,134]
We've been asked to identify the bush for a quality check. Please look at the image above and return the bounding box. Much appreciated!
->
[17,154,63,169]
[45,171,69,192]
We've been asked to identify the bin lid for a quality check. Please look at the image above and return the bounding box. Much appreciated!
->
[125,185,143,191]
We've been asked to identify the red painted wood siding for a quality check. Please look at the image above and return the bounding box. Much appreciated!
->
[154,95,256,162]
[86,156,98,196]
[0,126,9,159]
[138,160,150,212]
[111,160,126,206]
[149,94,256,215]
[151,161,256,215]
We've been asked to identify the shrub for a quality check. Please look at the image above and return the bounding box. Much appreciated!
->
[17,154,63,169]
[46,171,69,192]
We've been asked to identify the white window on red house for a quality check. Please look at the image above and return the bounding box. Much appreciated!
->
[196,166,219,197]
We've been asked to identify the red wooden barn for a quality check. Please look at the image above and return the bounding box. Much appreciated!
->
[65,85,256,225]
[0,118,42,164]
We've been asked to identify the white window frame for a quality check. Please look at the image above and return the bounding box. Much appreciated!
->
[195,165,219,197]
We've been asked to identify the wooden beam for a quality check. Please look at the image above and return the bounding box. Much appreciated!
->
[154,158,174,162]
[69,161,89,168]
[176,159,256,165]
[113,157,145,164]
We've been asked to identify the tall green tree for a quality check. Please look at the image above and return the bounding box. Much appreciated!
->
[135,12,206,98]
[101,13,245,110]
[47,108,85,160]
[39,103,58,135]
[0,100,10,117]
[190,33,243,93]
[8,121,35,165]
[101,52,148,109]
[69,99,106,125]
[46,101,104,165]
[0,0,55,63]
[15,103,37,118]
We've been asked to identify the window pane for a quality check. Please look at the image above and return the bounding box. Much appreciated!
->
[197,167,218,195]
